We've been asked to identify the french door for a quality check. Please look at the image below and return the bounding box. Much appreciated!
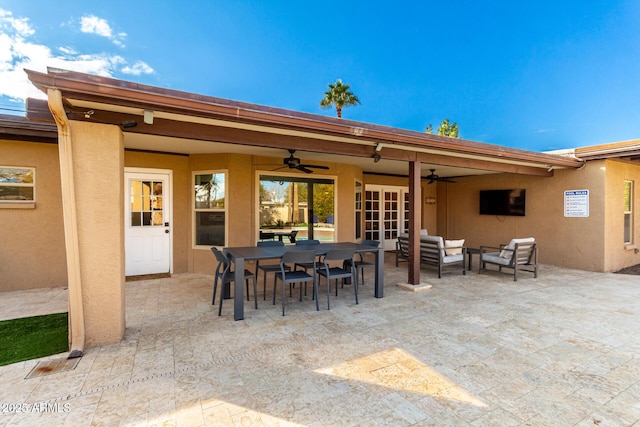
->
[365,185,410,250]
[124,170,172,276]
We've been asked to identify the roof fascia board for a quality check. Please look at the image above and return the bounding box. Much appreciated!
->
[25,68,583,170]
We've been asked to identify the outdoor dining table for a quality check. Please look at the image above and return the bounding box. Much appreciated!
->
[224,242,384,320]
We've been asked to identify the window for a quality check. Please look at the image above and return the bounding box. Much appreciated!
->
[0,166,35,202]
[194,171,226,247]
[259,174,335,242]
[355,180,362,240]
[624,180,633,244]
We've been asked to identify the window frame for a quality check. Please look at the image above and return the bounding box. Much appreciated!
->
[355,179,362,240]
[193,170,228,249]
[0,166,35,206]
[624,180,633,245]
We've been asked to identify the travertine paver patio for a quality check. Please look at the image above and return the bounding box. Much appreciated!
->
[1,256,640,426]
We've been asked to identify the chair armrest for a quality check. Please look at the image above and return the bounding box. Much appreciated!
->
[479,245,501,254]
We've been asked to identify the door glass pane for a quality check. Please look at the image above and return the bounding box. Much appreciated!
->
[365,190,381,241]
[130,179,164,227]
[259,176,334,242]
[355,181,362,240]
[131,212,141,227]
[312,182,334,242]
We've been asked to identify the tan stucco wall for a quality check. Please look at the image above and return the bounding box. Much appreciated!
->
[0,139,67,291]
[441,163,608,271]
[124,151,190,274]
[422,183,437,234]
[70,121,125,346]
[188,154,363,274]
[603,159,640,271]
[336,163,361,242]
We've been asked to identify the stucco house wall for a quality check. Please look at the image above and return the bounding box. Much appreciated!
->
[439,160,640,272]
[603,159,640,271]
[0,139,67,291]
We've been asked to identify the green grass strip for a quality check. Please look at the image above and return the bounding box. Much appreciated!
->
[0,312,69,366]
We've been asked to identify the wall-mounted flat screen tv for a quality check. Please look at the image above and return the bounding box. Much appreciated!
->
[479,189,526,216]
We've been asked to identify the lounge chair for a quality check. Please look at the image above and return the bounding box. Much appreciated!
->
[479,237,538,281]
[420,235,466,278]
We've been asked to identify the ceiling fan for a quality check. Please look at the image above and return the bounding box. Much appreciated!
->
[276,149,330,174]
[426,169,456,184]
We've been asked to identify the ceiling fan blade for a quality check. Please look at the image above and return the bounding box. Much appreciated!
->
[440,178,456,183]
[297,166,314,174]
[300,164,330,170]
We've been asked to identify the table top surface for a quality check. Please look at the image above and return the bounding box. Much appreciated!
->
[224,242,380,260]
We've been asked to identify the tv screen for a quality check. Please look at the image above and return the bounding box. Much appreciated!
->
[479,189,526,216]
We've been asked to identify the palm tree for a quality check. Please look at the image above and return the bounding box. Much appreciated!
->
[320,79,360,118]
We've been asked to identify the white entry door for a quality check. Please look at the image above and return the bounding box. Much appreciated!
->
[125,171,172,276]
[365,185,409,251]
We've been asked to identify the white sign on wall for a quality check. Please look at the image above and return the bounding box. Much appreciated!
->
[564,190,589,217]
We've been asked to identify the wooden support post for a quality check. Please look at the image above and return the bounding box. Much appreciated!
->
[408,160,421,284]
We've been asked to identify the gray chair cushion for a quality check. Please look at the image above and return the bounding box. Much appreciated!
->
[442,254,464,264]
[482,253,512,266]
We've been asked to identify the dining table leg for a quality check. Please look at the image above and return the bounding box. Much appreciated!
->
[374,247,384,298]
[233,256,245,320]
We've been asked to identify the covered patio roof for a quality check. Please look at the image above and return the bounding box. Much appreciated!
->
[24,68,584,179]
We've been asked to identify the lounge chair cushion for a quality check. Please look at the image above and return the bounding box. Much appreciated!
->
[445,239,465,256]
[482,253,512,265]
[442,253,464,264]
[499,237,535,258]
[420,229,429,236]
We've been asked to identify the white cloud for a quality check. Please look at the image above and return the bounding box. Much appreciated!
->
[80,15,126,47]
[122,61,154,76]
[0,9,153,104]
[58,46,77,55]
[0,8,35,37]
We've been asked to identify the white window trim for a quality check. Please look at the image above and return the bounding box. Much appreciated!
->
[193,169,228,249]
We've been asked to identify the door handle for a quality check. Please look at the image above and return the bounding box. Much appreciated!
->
[165,229,170,234]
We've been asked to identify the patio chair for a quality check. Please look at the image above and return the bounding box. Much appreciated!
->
[273,250,318,316]
[479,237,538,281]
[210,247,257,316]
[396,234,409,267]
[420,235,466,278]
[294,239,321,273]
[259,230,276,241]
[292,239,321,296]
[255,240,291,300]
[343,240,380,286]
[317,249,357,310]
[287,230,298,243]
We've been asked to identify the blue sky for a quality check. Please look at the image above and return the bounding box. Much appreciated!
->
[1,1,639,152]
